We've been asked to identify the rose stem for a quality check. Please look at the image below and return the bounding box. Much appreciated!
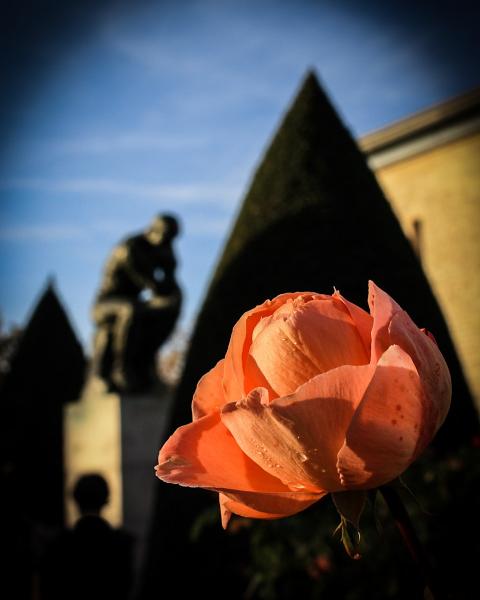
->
[379,485,446,600]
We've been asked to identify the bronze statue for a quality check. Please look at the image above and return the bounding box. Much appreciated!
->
[91,214,182,392]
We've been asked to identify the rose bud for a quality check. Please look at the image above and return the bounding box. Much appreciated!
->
[155,282,451,528]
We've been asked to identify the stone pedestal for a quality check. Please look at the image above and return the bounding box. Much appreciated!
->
[120,386,172,572]
[64,376,173,575]
[64,377,122,526]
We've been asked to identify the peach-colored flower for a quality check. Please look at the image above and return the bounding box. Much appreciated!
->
[155,282,451,528]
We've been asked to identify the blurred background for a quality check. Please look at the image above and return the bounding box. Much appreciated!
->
[1,1,479,599]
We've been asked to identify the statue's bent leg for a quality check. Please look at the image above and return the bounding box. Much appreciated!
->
[91,303,117,382]
[110,301,135,390]
[92,299,134,391]
[91,325,110,379]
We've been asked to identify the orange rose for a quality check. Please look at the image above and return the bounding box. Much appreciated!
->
[155,282,451,528]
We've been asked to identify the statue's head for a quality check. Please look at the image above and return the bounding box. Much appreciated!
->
[145,214,180,245]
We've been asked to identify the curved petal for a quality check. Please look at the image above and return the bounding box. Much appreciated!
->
[334,290,373,359]
[219,489,324,529]
[192,359,226,420]
[368,281,402,363]
[222,294,297,402]
[389,310,451,437]
[156,410,288,494]
[337,344,425,489]
[221,365,373,493]
[248,297,369,397]
[223,292,320,401]
[246,321,319,399]
[219,493,279,529]
[243,353,279,401]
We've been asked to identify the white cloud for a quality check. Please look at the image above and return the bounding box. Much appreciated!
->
[107,34,200,76]
[0,224,88,242]
[0,177,240,207]
[185,214,231,237]
[0,213,232,244]
[39,132,208,155]
[102,17,291,110]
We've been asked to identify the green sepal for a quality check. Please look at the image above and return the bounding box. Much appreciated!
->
[332,489,367,529]
[370,489,383,535]
[333,516,361,560]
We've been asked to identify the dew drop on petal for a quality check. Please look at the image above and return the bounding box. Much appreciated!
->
[289,483,306,491]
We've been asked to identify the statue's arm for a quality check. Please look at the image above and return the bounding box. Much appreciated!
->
[160,246,176,279]
[151,246,179,294]
[122,244,157,291]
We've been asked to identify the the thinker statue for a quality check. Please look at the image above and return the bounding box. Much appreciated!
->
[91,214,182,393]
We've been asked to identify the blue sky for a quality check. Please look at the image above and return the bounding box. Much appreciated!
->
[0,0,479,350]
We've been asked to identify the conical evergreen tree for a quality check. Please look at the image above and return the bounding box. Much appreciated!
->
[141,72,478,598]
[0,281,86,526]
[173,70,474,450]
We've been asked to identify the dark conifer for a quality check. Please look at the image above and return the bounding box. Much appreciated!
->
[173,70,475,451]
[0,281,86,527]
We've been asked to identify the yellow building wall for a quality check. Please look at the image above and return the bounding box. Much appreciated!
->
[373,132,480,410]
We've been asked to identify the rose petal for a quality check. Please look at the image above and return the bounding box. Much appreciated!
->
[334,290,373,359]
[221,364,373,492]
[219,493,283,528]
[192,359,226,420]
[368,281,402,363]
[243,353,279,401]
[389,310,451,438]
[245,327,318,401]
[219,489,324,529]
[219,493,234,529]
[248,297,370,397]
[223,292,319,400]
[156,410,288,494]
[337,344,425,489]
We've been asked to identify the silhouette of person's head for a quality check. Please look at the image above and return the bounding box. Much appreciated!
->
[73,474,109,516]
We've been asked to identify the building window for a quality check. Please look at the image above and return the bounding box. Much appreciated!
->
[410,218,423,262]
